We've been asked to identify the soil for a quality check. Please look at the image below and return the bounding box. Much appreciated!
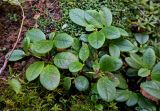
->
[0,0,61,77]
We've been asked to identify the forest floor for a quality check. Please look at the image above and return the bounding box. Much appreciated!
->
[0,0,160,111]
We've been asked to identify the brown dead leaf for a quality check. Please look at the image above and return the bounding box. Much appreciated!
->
[140,88,159,105]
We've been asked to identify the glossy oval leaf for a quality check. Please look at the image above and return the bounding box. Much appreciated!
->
[80,34,88,42]
[69,8,88,26]
[100,55,123,72]
[118,28,129,36]
[109,44,120,57]
[126,92,138,106]
[116,90,130,102]
[8,78,21,94]
[63,77,72,90]
[26,61,44,82]
[49,32,56,40]
[115,74,128,89]
[97,77,116,102]
[6,50,26,61]
[138,95,156,111]
[88,31,105,49]
[72,38,81,51]
[130,53,144,67]
[31,40,53,54]
[85,24,95,31]
[135,33,149,44]
[54,33,74,49]
[75,76,89,91]
[69,61,83,73]
[79,43,90,62]
[143,48,156,69]
[26,28,46,42]
[114,40,134,52]
[101,7,112,26]
[140,80,160,99]
[22,37,30,53]
[151,62,160,81]
[85,10,103,28]
[40,65,60,90]
[125,57,142,69]
[138,68,150,77]
[102,26,120,39]
[54,52,78,69]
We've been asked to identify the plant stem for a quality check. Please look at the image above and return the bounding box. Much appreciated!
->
[0,5,25,75]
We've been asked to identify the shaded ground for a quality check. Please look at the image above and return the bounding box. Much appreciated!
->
[0,0,61,76]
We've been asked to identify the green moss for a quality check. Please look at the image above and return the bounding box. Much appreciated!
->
[69,95,118,111]
[57,0,160,37]
[0,82,119,111]
[0,83,57,110]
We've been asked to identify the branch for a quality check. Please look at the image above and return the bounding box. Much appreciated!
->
[0,5,25,75]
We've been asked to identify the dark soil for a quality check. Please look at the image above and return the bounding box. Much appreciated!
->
[0,0,61,76]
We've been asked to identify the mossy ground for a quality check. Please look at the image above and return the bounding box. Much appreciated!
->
[0,0,160,111]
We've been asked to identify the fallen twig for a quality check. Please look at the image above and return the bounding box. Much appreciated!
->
[0,5,25,75]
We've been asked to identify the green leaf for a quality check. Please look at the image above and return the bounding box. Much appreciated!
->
[8,78,21,94]
[114,40,134,52]
[130,53,144,67]
[49,32,56,40]
[22,37,30,53]
[100,55,122,72]
[109,44,120,57]
[138,68,150,77]
[151,62,160,81]
[125,57,142,69]
[138,95,156,111]
[85,10,103,28]
[116,90,130,102]
[95,104,103,111]
[54,52,78,69]
[69,61,83,72]
[98,10,106,25]
[79,43,90,62]
[108,74,120,87]
[30,48,45,58]
[40,65,60,90]
[115,74,128,89]
[75,76,89,91]
[97,77,116,102]
[54,33,74,49]
[88,31,105,49]
[6,50,26,61]
[31,40,53,54]
[102,26,120,39]
[63,77,71,90]
[85,24,95,31]
[135,33,149,44]
[143,48,156,69]
[69,8,88,26]
[80,34,88,42]
[26,61,44,82]
[101,7,112,26]
[26,28,46,42]
[140,80,160,99]
[117,28,129,36]
[72,38,81,51]
[126,92,138,106]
